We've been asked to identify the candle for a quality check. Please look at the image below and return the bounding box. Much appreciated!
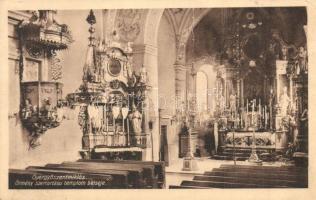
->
[264,106,267,128]
[259,98,261,114]
[254,99,256,110]
[252,100,255,125]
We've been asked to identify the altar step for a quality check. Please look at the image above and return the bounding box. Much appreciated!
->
[211,155,249,161]
[212,149,251,161]
[169,164,307,188]
[212,147,275,161]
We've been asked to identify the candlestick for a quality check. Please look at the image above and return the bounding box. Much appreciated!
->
[252,100,255,125]
[263,106,267,128]
[262,107,265,127]
[254,99,256,110]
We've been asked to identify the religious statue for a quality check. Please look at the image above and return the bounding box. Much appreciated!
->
[281,45,288,60]
[126,58,133,78]
[300,108,308,134]
[41,99,53,119]
[128,104,142,135]
[298,46,307,74]
[229,92,237,113]
[279,87,290,116]
[180,120,190,135]
[22,99,33,120]
[56,103,64,123]
[139,65,147,84]
[125,42,133,53]
[218,88,225,114]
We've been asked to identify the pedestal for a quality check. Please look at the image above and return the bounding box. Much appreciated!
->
[275,130,289,152]
[179,134,198,157]
[248,129,263,165]
[182,129,198,171]
[182,155,198,171]
[248,149,263,165]
[214,122,219,154]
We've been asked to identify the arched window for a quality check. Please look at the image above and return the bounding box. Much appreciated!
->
[196,71,208,112]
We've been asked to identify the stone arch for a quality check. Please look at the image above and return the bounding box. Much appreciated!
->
[107,8,216,161]
[143,9,165,46]
[193,57,219,113]
[179,8,212,55]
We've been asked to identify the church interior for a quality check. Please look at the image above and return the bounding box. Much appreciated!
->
[8,7,308,189]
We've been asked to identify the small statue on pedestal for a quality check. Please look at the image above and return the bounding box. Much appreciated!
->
[218,89,225,114]
[281,46,288,60]
[298,46,307,74]
[128,104,142,136]
[229,92,237,114]
[139,65,148,85]
[22,99,33,120]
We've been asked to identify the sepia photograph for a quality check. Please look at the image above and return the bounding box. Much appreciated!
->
[1,0,315,199]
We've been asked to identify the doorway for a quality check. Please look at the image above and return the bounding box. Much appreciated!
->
[159,125,169,166]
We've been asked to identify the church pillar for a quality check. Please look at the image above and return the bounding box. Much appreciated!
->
[174,64,187,111]
[133,43,160,161]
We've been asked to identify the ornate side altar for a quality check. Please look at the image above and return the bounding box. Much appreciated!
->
[76,10,151,160]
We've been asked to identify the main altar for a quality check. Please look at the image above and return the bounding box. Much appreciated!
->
[212,9,308,158]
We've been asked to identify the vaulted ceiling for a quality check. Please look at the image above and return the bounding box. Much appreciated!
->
[184,7,307,62]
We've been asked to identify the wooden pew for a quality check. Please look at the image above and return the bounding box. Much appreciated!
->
[169,185,209,189]
[78,159,165,188]
[180,180,287,188]
[169,164,308,189]
[10,168,130,189]
[211,168,307,178]
[62,161,159,188]
[193,175,302,188]
[47,162,148,188]
[219,164,308,173]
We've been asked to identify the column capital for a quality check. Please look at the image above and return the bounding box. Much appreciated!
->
[132,43,158,56]
[174,64,187,72]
